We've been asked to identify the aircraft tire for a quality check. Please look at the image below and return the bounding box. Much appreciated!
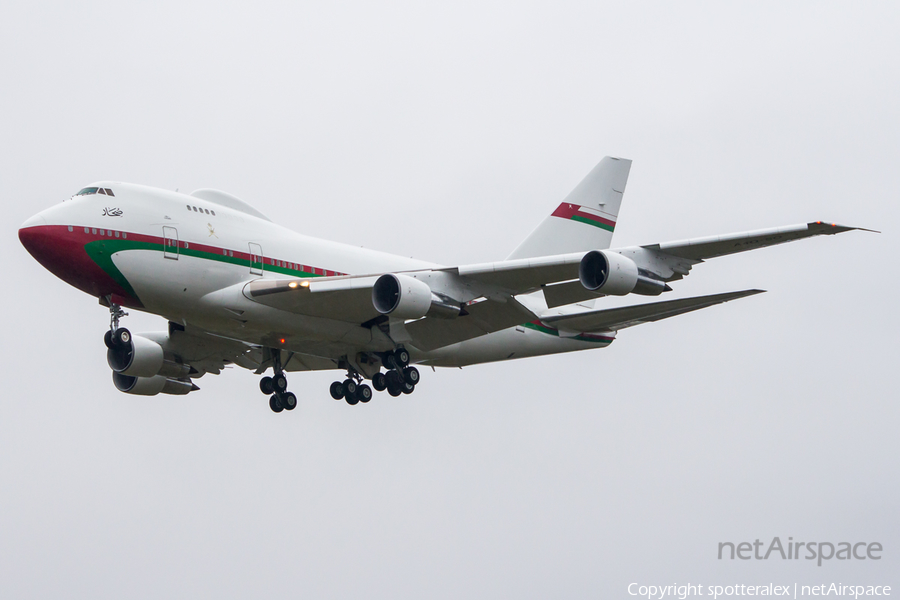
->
[401,382,415,395]
[358,385,372,403]
[394,349,410,367]
[273,373,288,393]
[260,376,275,395]
[269,394,284,413]
[282,392,297,411]
[113,328,131,346]
[330,381,344,399]
[372,372,387,392]
[402,367,419,385]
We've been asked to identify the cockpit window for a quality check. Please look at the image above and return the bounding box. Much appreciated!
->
[74,187,115,197]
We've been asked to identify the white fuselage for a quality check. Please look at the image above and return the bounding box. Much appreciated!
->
[20,182,614,371]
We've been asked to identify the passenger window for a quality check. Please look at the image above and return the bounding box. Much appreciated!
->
[115,231,120,238]
[211,210,216,216]
[187,205,191,210]
[204,209,210,214]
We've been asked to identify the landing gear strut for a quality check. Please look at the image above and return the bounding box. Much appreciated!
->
[259,348,297,413]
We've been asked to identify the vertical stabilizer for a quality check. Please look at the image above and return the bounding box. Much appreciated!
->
[507,157,632,260]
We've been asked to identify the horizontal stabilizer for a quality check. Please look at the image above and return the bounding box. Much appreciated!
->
[540,289,765,333]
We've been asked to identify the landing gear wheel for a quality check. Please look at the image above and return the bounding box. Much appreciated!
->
[372,372,387,392]
[402,367,419,385]
[342,379,357,399]
[104,330,114,349]
[401,382,415,395]
[113,328,131,346]
[260,376,275,395]
[273,373,288,393]
[345,392,360,406]
[281,392,297,411]
[269,394,284,413]
[386,370,402,386]
[357,385,372,403]
[387,380,402,397]
[330,381,344,400]
[394,348,410,367]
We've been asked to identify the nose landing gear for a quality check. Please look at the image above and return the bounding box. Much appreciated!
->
[103,299,131,350]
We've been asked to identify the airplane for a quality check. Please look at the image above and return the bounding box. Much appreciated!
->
[18,157,868,413]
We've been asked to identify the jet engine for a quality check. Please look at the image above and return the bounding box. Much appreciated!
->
[579,250,668,296]
[372,273,461,319]
[107,332,192,378]
[113,372,197,396]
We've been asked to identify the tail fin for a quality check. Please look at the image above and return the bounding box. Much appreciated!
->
[507,157,632,260]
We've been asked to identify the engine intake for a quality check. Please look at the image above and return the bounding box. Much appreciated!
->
[372,273,460,319]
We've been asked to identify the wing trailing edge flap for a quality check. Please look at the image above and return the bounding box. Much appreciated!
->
[539,289,765,333]
[406,296,537,351]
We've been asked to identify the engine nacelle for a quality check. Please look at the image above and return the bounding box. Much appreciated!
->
[107,333,191,378]
[579,250,670,296]
[372,273,461,319]
[579,250,639,295]
[112,372,197,396]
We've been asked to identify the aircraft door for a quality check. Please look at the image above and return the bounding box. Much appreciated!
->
[248,242,264,275]
[163,226,179,260]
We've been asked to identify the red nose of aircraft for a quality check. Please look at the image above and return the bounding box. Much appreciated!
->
[19,211,140,306]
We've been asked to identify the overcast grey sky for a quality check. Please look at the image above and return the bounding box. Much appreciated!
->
[2,2,897,598]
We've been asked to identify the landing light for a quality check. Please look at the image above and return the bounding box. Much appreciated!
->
[288,281,298,289]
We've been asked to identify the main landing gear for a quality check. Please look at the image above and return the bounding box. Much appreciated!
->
[259,350,297,414]
[329,348,419,405]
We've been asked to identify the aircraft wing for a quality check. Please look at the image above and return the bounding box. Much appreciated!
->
[539,289,765,333]
[242,220,863,349]
[641,221,866,262]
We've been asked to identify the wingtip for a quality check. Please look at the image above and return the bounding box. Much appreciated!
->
[809,221,880,234]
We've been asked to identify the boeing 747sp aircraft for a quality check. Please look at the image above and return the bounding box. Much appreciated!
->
[19,158,865,412]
